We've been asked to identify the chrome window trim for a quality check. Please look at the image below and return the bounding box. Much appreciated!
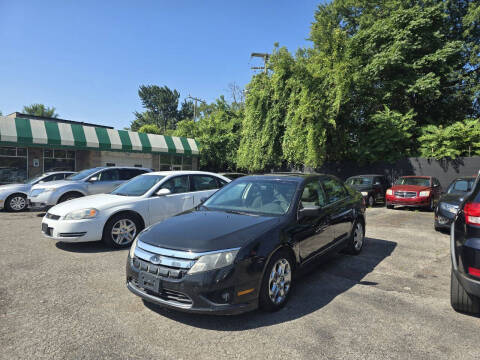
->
[137,239,240,260]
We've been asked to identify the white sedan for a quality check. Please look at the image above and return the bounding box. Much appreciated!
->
[41,171,230,248]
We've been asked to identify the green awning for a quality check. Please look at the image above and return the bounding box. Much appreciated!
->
[0,116,199,155]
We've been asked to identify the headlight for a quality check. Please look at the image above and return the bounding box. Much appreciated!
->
[129,237,138,258]
[386,189,393,196]
[419,191,430,197]
[63,208,98,220]
[440,203,458,214]
[361,192,368,196]
[188,249,239,275]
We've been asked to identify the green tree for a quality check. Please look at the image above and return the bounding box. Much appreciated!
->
[22,104,58,118]
[138,124,162,135]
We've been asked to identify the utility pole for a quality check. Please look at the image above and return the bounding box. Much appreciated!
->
[250,52,270,73]
[186,95,206,121]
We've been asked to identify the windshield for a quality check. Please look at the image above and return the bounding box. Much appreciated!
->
[203,179,298,216]
[66,168,100,181]
[346,177,373,186]
[447,179,475,194]
[394,177,430,187]
[111,174,165,196]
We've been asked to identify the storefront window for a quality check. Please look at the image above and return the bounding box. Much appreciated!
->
[159,154,172,171]
[0,146,27,184]
[44,149,76,172]
[183,154,193,170]
[157,153,196,171]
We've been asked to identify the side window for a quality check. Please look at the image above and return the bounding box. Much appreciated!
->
[41,174,56,183]
[191,175,219,191]
[54,173,68,180]
[216,177,228,188]
[322,177,347,204]
[160,176,189,194]
[98,169,119,182]
[300,181,326,208]
[119,169,146,180]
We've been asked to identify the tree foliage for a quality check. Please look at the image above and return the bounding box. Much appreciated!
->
[138,124,162,135]
[22,104,58,118]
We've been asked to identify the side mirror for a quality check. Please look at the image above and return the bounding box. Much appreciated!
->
[298,205,321,220]
[156,188,171,196]
[88,176,98,182]
[200,196,208,204]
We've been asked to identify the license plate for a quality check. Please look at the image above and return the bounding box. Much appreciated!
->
[138,272,162,293]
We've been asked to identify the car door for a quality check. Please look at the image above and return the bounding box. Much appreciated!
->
[86,169,122,194]
[190,175,223,206]
[321,176,354,243]
[147,175,193,225]
[295,179,334,261]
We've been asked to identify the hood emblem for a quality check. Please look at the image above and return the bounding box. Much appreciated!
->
[149,255,162,265]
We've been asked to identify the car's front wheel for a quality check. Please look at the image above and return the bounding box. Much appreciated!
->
[259,250,294,312]
[450,269,480,314]
[367,195,375,207]
[103,213,143,249]
[5,193,27,212]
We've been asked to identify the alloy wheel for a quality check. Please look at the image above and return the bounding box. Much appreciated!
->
[353,222,364,251]
[111,219,137,245]
[268,258,292,305]
[10,196,26,211]
[368,196,374,207]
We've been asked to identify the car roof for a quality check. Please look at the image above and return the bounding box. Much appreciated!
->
[400,175,431,179]
[347,174,384,178]
[143,170,226,177]
[452,176,476,180]
[44,171,75,175]
[242,173,325,183]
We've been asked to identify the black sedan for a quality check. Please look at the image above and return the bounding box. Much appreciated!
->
[434,177,475,231]
[451,173,480,315]
[345,174,389,207]
[126,174,366,314]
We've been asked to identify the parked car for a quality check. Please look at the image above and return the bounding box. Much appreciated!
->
[126,173,366,314]
[28,167,150,209]
[450,173,480,315]
[345,174,389,207]
[434,176,476,231]
[219,172,246,180]
[41,171,230,248]
[385,176,442,210]
[0,171,75,212]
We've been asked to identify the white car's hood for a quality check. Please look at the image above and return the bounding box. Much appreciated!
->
[48,193,137,216]
[0,183,29,193]
[31,180,76,190]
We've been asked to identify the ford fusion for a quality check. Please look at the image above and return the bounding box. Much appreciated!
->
[41,171,229,248]
[126,174,366,314]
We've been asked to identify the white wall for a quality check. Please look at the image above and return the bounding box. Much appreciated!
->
[100,151,153,169]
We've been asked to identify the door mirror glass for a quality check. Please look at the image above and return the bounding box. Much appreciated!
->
[88,176,98,182]
[156,188,171,196]
[298,205,321,220]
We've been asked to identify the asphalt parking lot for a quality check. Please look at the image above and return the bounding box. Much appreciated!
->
[1,207,479,360]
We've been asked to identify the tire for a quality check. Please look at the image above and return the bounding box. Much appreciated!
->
[428,198,434,212]
[102,213,143,249]
[367,195,375,207]
[58,192,83,204]
[259,250,294,312]
[386,204,394,209]
[5,193,27,212]
[345,221,365,255]
[450,268,480,314]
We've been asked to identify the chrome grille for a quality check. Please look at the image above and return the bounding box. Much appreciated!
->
[132,258,185,279]
[394,191,417,198]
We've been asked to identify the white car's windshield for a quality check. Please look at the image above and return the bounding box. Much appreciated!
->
[112,175,165,196]
[395,177,430,187]
[203,179,298,216]
[66,168,100,181]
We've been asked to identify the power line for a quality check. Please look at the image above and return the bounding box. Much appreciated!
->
[186,95,206,121]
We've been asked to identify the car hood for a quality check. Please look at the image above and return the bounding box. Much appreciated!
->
[0,183,29,193]
[48,193,133,215]
[439,193,467,206]
[349,184,374,191]
[390,185,430,192]
[139,210,281,253]
[31,180,77,190]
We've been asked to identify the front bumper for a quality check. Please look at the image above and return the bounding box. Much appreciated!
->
[28,191,60,208]
[41,215,104,242]
[126,255,259,315]
[386,196,430,207]
[435,207,456,229]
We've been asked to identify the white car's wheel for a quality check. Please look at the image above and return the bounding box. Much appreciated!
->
[103,213,143,249]
[6,194,27,212]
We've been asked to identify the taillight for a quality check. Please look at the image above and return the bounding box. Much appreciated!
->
[464,202,480,225]
[468,267,480,278]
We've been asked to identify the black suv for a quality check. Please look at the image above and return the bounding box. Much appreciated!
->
[451,173,480,315]
[126,174,366,314]
[345,174,389,207]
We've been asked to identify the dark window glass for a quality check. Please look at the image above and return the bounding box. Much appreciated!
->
[16,147,27,156]
[119,169,147,180]
[173,155,182,165]
[159,154,171,164]
[66,151,75,159]
[44,158,75,172]
[40,174,56,182]
[0,147,17,156]
[191,175,219,191]
[98,169,119,181]
[322,177,347,204]
[43,149,53,158]
[54,173,68,180]
[0,159,27,183]
[300,181,326,207]
[54,149,66,159]
[160,164,171,171]
[160,176,189,194]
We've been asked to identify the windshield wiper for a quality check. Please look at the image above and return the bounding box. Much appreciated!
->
[113,193,129,196]
[224,209,258,216]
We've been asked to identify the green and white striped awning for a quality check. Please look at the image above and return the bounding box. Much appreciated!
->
[0,116,199,155]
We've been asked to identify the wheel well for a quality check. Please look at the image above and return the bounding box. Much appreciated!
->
[268,245,297,270]
[7,192,27,199]
[58,191,84,201]
[104,210,145,233]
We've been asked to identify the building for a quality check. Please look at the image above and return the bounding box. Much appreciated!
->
[0,113,199,184]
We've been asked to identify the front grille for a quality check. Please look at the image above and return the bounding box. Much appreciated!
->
[132,258,186,279]
[132,279,193,306]
[59,232,86,237]
[394,191,417,198]
[45,213,60,220]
